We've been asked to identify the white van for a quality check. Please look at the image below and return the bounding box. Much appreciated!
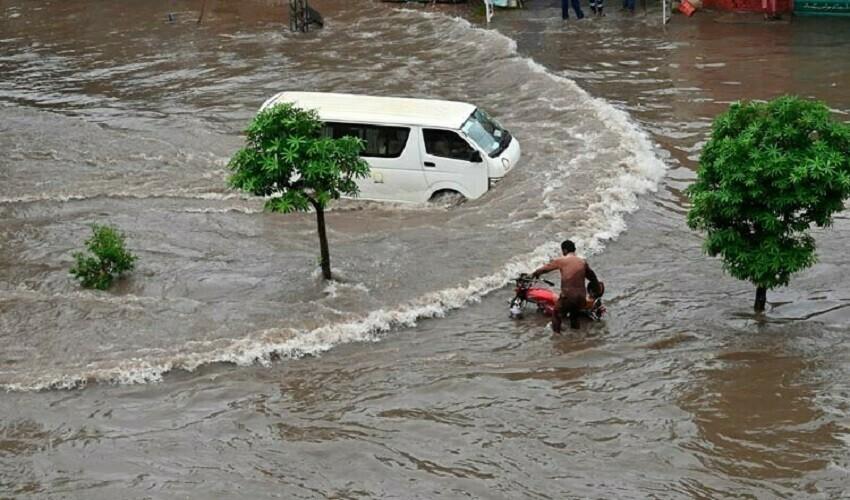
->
[259,92,521,203]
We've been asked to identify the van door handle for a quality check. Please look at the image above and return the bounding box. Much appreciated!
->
[424,162,436,168]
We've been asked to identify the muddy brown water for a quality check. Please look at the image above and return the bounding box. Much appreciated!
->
[1,0,849,497]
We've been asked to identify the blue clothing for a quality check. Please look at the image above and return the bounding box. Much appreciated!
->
[623,0,635,10]
[561,0,580,19]
[562,0,585,18]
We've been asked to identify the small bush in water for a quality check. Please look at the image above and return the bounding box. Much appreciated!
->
[70,224,137,290]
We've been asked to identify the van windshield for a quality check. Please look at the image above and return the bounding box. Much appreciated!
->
[461,108,510,158]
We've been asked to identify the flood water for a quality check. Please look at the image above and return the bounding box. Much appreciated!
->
[1,0,849,497]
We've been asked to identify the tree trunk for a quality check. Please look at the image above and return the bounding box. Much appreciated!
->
[313,201,332,280]
[754,286,767,313]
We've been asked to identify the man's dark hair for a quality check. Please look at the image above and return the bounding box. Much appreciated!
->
[561,239,576,254]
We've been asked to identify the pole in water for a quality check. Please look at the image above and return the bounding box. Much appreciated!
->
[197,0,208,24]
[289,0,306,32]
[288,0,322,33]
[485,0,494,23]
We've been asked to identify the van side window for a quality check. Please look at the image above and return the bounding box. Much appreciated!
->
[322,123,410,158]
[423,129,476,161]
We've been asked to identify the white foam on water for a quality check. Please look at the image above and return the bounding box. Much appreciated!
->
[181,206,263,214]
[403,11,669,253]
[2,10,669,393]
[2,283,203,308]
[323,280,370,299]
[326,198,442,213]
[0,189,253,204]
[0,189,434,214]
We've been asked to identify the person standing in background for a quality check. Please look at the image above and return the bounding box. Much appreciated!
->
[763,0,780,19]
[562,0,585,20]
[590,0,605,15]
[622,0,635,14]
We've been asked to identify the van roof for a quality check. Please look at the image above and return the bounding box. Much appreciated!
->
[262,92,477,130]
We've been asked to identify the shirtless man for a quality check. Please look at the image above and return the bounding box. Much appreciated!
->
[532,239,600,332]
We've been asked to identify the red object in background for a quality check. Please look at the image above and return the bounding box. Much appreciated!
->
[702,0,792,12]
[679,0,697,15]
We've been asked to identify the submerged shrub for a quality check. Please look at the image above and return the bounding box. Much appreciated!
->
[70,224,137,290]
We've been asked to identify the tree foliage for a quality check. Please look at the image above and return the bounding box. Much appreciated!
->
[70,224,137,290]
[228,102,370,213]
[687,96,850,299]
[228,102,370,279]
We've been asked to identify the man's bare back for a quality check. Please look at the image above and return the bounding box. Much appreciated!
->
[533,254,596,297]
[532,240,600,332]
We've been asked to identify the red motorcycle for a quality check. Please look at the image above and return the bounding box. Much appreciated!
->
[509,273,606,321]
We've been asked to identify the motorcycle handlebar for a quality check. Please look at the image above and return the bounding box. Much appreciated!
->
[517,274,555,287]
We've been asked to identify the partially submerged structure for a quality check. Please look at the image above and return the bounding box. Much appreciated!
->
[701,0,848,15]
[289,0,323,32]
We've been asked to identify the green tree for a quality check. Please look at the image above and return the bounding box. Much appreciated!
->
[687,96,850,312]
[70,224,137,290]
[228,102,370,280]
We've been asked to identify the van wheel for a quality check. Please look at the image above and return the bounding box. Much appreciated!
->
[429,190,466,207]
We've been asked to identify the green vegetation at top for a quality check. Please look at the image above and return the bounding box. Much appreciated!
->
[228,102,370,280]
[70,224,137,290]
[687,96,850,312]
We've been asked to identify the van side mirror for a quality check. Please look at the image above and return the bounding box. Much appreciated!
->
[469,151,483,163]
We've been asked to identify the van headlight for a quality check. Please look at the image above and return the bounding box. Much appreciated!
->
[501,157,511,170]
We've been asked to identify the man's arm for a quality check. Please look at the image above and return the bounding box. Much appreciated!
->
[532,261,558,278]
